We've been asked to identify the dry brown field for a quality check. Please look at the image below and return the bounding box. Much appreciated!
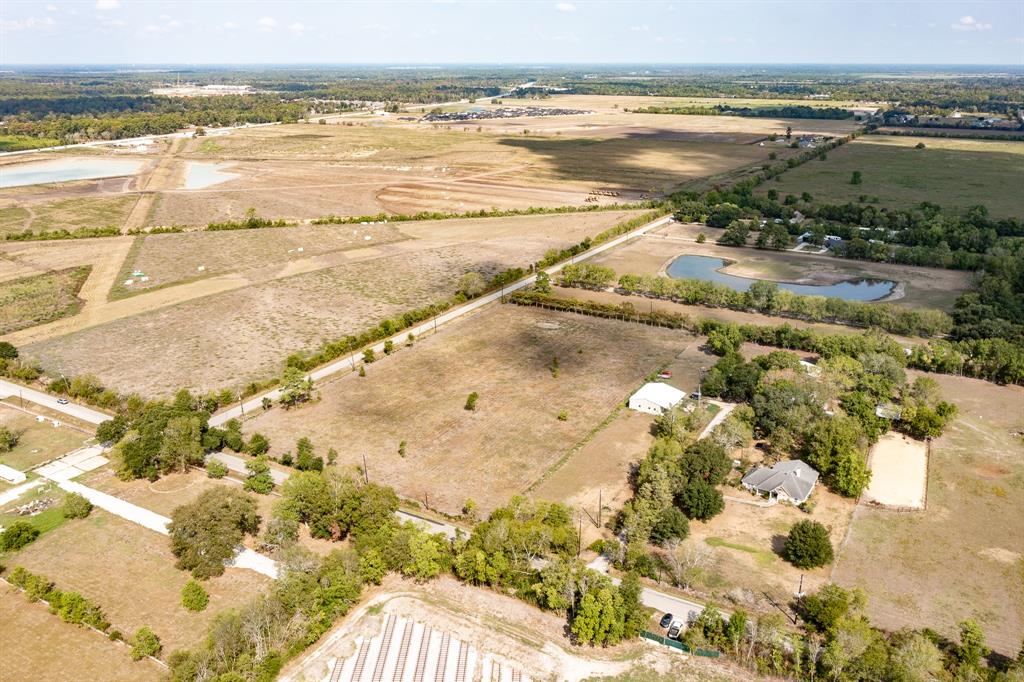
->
[242,304,689,515]
[832,372,1024,655]
[0,266,91,335]
[0,585,165,682]
[9,507,272,654]
[586,221,974,311]
[0,405,89,471]
[18,211,643,396]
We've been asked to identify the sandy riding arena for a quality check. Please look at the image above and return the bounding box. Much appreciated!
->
[864,433,928,509]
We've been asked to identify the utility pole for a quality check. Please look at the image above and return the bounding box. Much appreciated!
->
[239,397,245,419]
[361,453,369,483]
[597,490,602,528]
[577,514,583,557]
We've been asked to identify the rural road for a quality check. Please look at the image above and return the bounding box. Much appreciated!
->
[210,213,674,426]
[0,379,110,425]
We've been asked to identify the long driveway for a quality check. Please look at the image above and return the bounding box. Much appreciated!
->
[0,379,111,425]
[210,213,673,426]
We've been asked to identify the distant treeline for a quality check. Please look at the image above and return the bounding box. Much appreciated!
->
[629,104,854,120]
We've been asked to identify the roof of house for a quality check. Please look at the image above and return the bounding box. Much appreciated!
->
[630,382,686,410]
[741,460,819,501]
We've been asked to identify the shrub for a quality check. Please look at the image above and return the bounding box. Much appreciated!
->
[61,492,93,519]
[676,481,724,521]
[783,520,834,569]
[206,459,228,479]
[0,521,40,552]
[464,392,479,411]
[363,348,375,364]
[131,627,162,660]
[181,580,209,612]
[696,232,706,243]
[0,426,19,452]
[557,409,569,421]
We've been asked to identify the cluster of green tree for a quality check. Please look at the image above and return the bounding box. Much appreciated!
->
[629,104,854,119]
[95,389,269,481]
[691,581,1024,682]
[610,270,952,338]
[4,566,112,631]
[0,521,40,551]
[4,226,122,242]
[875,128,1024,141]
[0,133,61,152]
[1,94,315,143]
[559,263,617,289]
[508,291,691,329]
[311,201,659,226]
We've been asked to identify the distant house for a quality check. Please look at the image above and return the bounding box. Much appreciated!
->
[875,403,903,420]
[823,235,844,248]
[741,460,819,505]
[628,382,686,416]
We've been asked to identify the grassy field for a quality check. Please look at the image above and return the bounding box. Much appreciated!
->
[0,585,165,682]
[586,221,974,312]
[9,507,272,654]
[24,211,642,396]
[0,265,91,335]
[761,135,1024,218]
[0,406,89,471]
[832,372,1024,655]
[243,304,687,515]
[0,481,72,540]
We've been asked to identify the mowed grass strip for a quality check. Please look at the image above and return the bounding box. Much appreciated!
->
[0,265,91,334]
[762,135,1024,218]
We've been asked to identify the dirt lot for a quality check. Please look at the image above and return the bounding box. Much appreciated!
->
[863,433,928,509]
[586,222,974,311]
[832,372,1024,655]
[0,585,165,682]
[9,507,272,654]
[0,265,91,335]
[0,405,89,471]
[22,212,642,396]
[759,135,1024,218]
[243,304,689,515]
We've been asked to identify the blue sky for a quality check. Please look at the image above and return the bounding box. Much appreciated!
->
[2,1,1022,65]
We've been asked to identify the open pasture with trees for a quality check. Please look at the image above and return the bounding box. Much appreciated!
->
[244,304,687,515]
[0,585,165,682]
[587,221,975,311]
[20,211,641,396]
[759,135,1024,218]
[832,372,1024,655]
[7,507,272,654]
[0,404,88,472]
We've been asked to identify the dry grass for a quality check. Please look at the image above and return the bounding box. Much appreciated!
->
[9,507,272,653]
[832,372,1024,655]
[586,222,974,311]
[0,265,91,334]
[0,405,89,471]
[759,135,1024,218]
[23,212,640,396]
[243,304,688,515]
[0,585,165,682]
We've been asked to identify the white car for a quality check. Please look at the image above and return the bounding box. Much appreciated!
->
[57,398,69,405]
[667,619,684,640]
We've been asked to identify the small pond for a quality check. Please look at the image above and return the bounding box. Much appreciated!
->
[183,161,239,189]
[1,157,144,188]
[666,255,895,302]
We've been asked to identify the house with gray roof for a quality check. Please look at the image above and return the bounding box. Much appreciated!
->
[741,460,819,505]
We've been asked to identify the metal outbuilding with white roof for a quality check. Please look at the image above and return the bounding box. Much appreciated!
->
[628,382,686,415]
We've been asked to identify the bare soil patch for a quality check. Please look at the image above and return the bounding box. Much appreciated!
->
[244,304,688,515]
[0,585,164,682]
[832,372,1024,654]
[863,433,928,509]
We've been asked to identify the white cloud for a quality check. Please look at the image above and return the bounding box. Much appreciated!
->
[95,0,120,10]
[223,21,237,29]
[46,4,58,11]
[1,16,56,31]
[142,16,181,34]
[630,24,649,32]
[288,21,307,36]
[258,16,277,31]
[951,15,992,31]
[555,2,576,11]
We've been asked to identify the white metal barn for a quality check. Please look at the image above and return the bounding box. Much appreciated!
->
[628,382,686,415]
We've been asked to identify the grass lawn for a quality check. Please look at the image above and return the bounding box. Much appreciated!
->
[762,135,1024,218]
[0,405,89,471]
[0,265,91,335]
[0,481,71,539]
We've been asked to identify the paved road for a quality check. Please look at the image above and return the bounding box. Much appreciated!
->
[207,451,290,485]
[210,214,672,426]
[0,379,110,425]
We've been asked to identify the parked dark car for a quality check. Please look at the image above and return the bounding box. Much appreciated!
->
[659,613,673,628]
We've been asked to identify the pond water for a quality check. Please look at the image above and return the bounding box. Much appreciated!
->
[183,161,239,189]
[0,157,144,188]
[666,255,895,302]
